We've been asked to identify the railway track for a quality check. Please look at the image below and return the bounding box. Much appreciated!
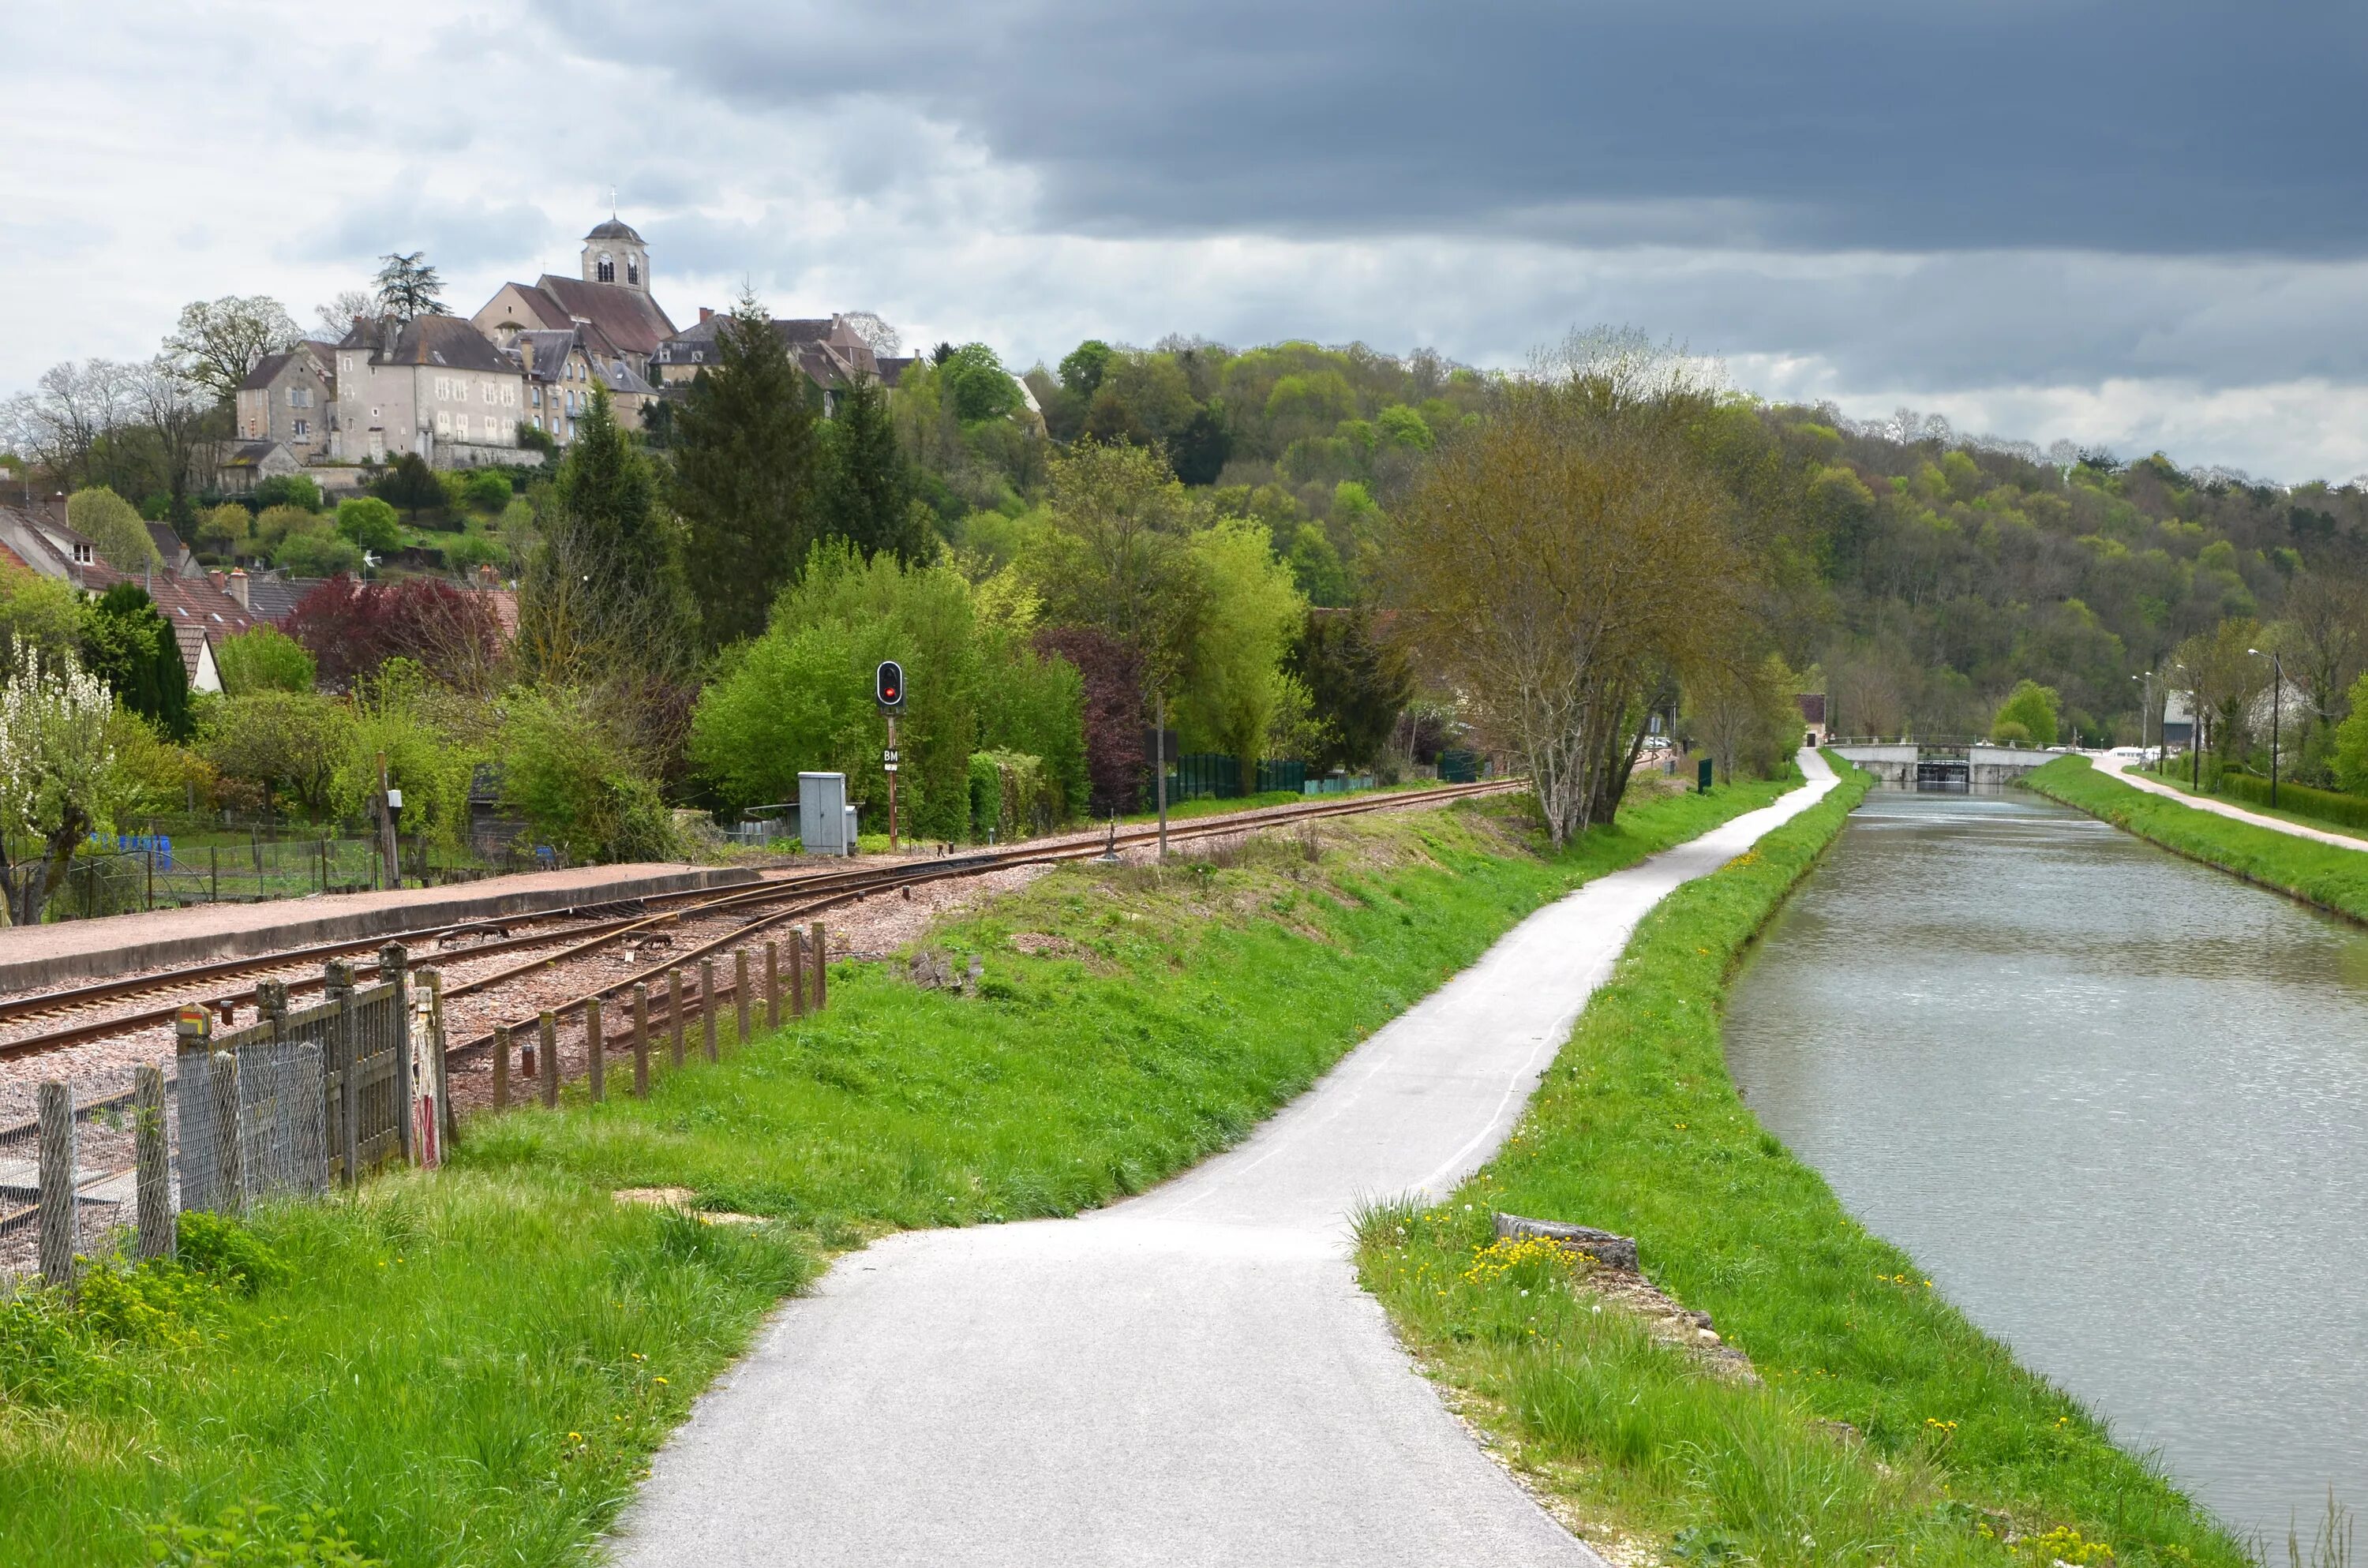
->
[0,780,1519,1068]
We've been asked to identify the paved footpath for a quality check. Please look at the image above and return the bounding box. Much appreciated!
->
[2091,752,2368,851]
[610,754,1840,1568]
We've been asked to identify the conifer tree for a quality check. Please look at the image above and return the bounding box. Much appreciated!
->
[81,582,193,739]
[819,376,929,563]
[518,386,692,678]
[672,292,822,649]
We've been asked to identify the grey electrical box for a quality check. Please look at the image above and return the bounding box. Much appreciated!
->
[800,773,852,855]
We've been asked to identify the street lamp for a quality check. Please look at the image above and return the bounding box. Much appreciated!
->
[2132,672,2151,765]
[2248,647,2282,808]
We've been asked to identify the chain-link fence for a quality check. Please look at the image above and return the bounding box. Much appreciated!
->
[2,954,449,1295]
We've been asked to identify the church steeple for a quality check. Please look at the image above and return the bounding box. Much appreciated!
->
[583,215,650,295]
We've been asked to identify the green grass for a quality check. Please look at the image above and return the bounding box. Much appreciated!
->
[1,771,1794,1566]
[1356,760,2251,1568]
[2127,762,2368,844]
[2028,756,2368,922]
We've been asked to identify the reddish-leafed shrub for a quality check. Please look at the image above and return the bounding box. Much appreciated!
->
[285,575,504,690]
[1033,625,1144,817]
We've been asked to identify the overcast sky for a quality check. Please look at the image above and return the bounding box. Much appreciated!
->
[6,2,2366,480]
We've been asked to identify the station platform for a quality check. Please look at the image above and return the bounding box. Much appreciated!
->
[0,863,764,993]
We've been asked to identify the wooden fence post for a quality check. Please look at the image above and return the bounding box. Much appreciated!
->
[586,997,605,1102]
[701,959,718,1062]
[789,928,806,1017]
[133,1064,173,1260]
[325,960,358,1186]
[174,1007,215,1213]
[735,949,751,1046]
[419,967,453,1151]
[812,922,828,1010]
[492,1022,511,1111]
[539,1011,559,1108]
[632,984,650,1098]
[669,970,685,1068]
[380,944,414,1165]
[765,941,781,1031]
[36,1080,77,1292]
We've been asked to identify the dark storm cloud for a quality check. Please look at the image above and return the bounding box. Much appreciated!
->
[540,0,2368,256]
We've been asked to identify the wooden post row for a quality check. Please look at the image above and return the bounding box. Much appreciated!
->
[586,997,605,1103]
[669,969,686,1068]
[813,922,828,1009]
[380,944,414,1166]
[326,960,359,1187]
[735,949,751,1045]
[765,941,780,1030]
[539,1011,558,1109]
[789,928,806,1017]
[632,983,651,1098]
[701,959,718,1063]
[493,1022,511,1111]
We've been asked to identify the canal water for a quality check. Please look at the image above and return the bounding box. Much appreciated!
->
[1723,786,2368,1542]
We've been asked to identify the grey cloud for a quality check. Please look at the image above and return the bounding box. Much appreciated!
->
[539,0,2368,256]
[302,187,559,273]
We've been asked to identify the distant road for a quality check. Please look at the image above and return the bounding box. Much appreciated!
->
[607,754,1840,1568]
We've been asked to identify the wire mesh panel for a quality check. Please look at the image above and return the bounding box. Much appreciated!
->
[234,1039,330,1203]
[0,1064,154,1291]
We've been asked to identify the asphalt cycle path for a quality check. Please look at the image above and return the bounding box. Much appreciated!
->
[2093,750,2368,851]
[611,752,1841,1567]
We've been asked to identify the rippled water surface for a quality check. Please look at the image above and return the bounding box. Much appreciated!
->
[1724,787,2368,1540]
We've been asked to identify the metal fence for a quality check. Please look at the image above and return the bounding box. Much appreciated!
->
[2,948,448,1292]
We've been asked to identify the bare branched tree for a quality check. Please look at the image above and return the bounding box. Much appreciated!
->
[2,359,138,491]
[162,295,300,403]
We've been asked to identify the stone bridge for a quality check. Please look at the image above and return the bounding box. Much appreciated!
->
[1829,742,2061,788]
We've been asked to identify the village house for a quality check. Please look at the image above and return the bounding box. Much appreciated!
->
[507,327,658,441]
[234,347,334,460]
[472,218,677,384]
[650,311,881,410]
[329,314,525,468]
[0,503,258,690]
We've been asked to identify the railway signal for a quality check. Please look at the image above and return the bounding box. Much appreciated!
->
[876,662,905,850]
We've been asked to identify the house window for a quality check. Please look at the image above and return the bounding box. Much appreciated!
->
[294,419,309,437]
[502,384,515,406]
[433,377,448,401]
[435,411,451,437]
[482,383,493,404]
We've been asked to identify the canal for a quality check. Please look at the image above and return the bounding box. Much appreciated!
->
[1724,786,2368,1542]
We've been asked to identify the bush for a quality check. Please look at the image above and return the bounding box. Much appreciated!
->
[499,684,681,863]
[967,751,1002,840]
[175,1209,293,1295]
[252,473,324,513]
[2214,769,2368,831]
[66,485,159,569]
[274,530,365,578]
[373,451,441,513]
[1992,679,2060,747]
[197,502,251,556]
[253,503,321,553]
[144,1503,380,1568]
[335,496,403,554]
[459,468,511,513]
[215,624,317,695]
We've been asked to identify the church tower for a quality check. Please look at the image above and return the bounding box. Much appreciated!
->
[583,216,650,294]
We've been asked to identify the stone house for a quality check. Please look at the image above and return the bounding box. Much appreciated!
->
[471,217,678,384]
[329,314,525,468]
[650,311,880,410]
[234,349,335,460]
[508,327,658,440]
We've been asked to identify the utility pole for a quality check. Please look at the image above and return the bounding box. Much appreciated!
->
[376,752,400,890]
[1154,690,1168,861]
[2250,646,2282,808]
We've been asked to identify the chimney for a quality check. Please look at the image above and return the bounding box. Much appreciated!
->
[227,567,249,609]
[699,307,714,324]
[379,314,399,359]
[208,569,226,593]
[519,337,534,374]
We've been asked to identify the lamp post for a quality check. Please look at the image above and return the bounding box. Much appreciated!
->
[2248,647,2282,808]
[2132,671,2150,765]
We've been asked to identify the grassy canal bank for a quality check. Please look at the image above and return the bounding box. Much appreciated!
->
[1357,760,2253,1568]
[2027,755,2368,924]
[0,773,1793,1566]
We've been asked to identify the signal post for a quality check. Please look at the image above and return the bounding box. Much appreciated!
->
[876,661,905,851]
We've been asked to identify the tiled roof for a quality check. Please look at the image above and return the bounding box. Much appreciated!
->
[513,329,582,383]
[531,275,676,360]
[79,565,260,681]
[598,358,657,397]
[242,573,328,625]
[239,351,297,391]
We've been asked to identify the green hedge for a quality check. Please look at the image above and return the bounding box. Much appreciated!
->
[2211,770,2368,832]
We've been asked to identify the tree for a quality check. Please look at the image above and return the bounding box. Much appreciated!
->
[253,473,324,512]
[1383,339,1748,844]
[66,486,158,570]
[313,289,373,339]
[1686,653,1805,781]
[1991,679,2061,747]
[1059,340,1114,403]
[672,294,822,649]
[162,296,299,402]
[129,357,216,511]
[939,342,1023,423]
[215,624,317,695]
[519,385,691,683]
[197,689,351,817]
[1283,522,1351,607]
[335,496,403,554]
[373,451,443,513]
[373,253,448,322]
[0,641,119,925]
[285,575,504,691]
[2174,619,2266,762]
[1024,442,1207,695]
[1289,608,1414,773]
[1173,518,1307,780]
[499,684,678,863]
[81,582,193,739]
[0,568,84,668]
[1032,626,1144,816]
[2,360,136,489]
[275,530,365,578]
[2277,573,2368,733]
[819,376,928,563]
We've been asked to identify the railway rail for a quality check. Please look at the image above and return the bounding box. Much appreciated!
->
[2,779,1515,1081]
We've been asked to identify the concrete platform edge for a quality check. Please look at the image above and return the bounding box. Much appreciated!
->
[0,866,762,992]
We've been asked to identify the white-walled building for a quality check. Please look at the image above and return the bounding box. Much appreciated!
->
[329,315,526,468]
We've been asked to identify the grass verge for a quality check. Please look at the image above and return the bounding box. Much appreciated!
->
[2027,756,2368,922]
[1356,760,2251,1568]
[2,771,1793,1566]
